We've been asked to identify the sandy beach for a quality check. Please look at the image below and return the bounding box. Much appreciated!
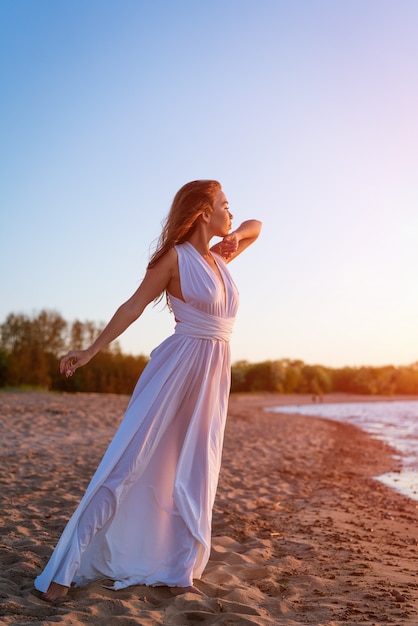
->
[1,391,417,625]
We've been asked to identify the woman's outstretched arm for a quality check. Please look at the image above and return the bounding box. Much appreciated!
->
[60,249,177,377]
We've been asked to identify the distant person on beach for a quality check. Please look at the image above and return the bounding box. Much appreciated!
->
[35,179,261,602]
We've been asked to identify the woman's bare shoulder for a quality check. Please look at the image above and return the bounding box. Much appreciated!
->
[148,246,178,277]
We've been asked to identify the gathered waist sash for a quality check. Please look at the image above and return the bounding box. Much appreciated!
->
[170,296,234,342]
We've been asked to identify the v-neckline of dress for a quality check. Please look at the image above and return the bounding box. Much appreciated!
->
[185,242,227,308]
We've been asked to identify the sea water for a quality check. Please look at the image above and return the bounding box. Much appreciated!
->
[269,400,418,502]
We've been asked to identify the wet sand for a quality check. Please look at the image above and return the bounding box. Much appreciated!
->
[1,391,417,625]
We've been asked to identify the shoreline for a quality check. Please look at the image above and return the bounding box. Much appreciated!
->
[249,391,418,502]
[230,390,418,407]
[1,391,417,624]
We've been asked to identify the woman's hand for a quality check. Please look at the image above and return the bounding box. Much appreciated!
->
[212,220,262,262]
[213,232,240,260]
[60,349,93,377]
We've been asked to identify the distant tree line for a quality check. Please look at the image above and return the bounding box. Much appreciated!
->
[231,359,418,395]
[1,310,418,396]
[0,310,148,394]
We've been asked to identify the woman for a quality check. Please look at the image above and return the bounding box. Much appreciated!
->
[35,179,262,602]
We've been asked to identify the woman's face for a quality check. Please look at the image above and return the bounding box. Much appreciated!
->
[210,189,233,237]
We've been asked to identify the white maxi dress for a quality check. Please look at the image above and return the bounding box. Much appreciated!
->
[35,242,239,592]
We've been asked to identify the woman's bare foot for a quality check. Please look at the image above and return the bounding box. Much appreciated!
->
[170,585,206,597]
[43,582,69,603]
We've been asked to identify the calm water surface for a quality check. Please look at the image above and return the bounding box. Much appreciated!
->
[269,400,418,502]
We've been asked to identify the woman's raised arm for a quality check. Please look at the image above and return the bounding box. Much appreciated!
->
[211,219,262,262]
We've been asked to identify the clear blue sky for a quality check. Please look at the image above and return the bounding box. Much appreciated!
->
[1,0,418,368]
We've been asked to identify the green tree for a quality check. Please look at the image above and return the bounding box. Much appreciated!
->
[300,364,332,395]
[245,360,284,392]
[0,311,67,388]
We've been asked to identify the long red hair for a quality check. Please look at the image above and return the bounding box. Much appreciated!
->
[148,179,221,269]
